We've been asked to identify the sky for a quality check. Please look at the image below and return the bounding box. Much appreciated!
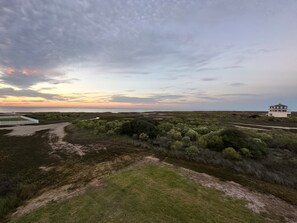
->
[0,0,297,111]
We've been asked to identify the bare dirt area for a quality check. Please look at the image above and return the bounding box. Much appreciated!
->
[0,122,70,136]
[0,122,86,156]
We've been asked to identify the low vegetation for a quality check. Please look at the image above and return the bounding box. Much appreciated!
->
[74,114,297,189]
[12,165,278,223]
[0,128,144,222]
[1,111,297,222]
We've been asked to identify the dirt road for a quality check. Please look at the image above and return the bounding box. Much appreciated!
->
[230,122,297,130]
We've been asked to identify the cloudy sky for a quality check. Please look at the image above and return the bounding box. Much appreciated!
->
[0,0,297,110]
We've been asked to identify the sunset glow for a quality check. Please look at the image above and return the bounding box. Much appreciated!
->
[1,0,297,110]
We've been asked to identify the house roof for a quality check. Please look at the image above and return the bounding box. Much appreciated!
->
[270,103,287,107]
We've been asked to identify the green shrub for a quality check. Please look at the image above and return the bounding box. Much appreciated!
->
[220,128,268,159]
[246,138,268,159]
[257,132,273,144]
[195,126,210,135]
[158,122,174,133]
[168,129,182,140]
[223,147,241,160]
[220,128,248,150]
[185,129,199,141]
[239,148,252,158]
[185,146,200,157]
[176,123,190,135]
[182,136,191,147]
[120,118,158,138]
[171,141,183,151]
[203,134,224,151]
[139,133,149,141]
[106,130,115,136]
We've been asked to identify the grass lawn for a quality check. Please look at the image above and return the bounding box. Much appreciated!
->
[12,165,280,223]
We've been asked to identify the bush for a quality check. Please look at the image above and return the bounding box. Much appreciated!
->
[158,122,174,133]
[185,146,200,157]
[246,138,268,159]
[220,128,268,159]
[167,129,182,140]
[239,148,252,158]
[220,128,248,150]
[195,126,210,135]
[120,118,158,138]
[139,133,149,141]
[203,134,224,151]
[106,130,115,136]
[223,147,241,160]
[185,129,199,141]
[170,141,183,151]
[182,136,191,147]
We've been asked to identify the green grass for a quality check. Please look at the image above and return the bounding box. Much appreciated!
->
[12,165,281,223]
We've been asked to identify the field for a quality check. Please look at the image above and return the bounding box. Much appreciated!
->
[12,165,279,223]
[1,111,297,222]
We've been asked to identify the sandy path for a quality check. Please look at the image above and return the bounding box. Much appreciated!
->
[230,122,297,130]
[0,122,70,136]
[179,167,297,223]
[0,122,86,156]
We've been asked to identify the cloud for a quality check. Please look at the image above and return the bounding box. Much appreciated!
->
[0,87,61,100]
[201,77,217,81]
[219,93,259,97]
[0,68,78,88]
[229,82,245,87]
[0,0,233,73]
[0,0,296,110]
[110,94,184,103]
[111,95,156,103]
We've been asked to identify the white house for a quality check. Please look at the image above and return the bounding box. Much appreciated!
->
[268,104,291,118]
